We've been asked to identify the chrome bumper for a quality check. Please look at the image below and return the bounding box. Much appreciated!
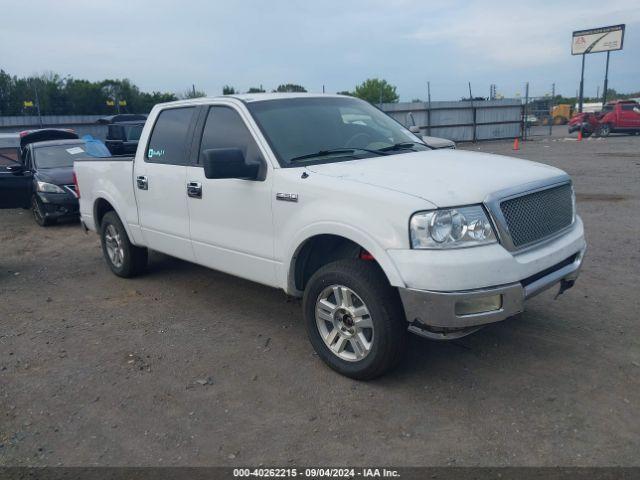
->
[399,247,585,339]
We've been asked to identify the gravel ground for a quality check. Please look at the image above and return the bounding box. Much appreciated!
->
[1,133,639,467]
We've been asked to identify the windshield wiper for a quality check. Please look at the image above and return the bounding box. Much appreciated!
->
[375,141,424,152]
[288,147,388,163]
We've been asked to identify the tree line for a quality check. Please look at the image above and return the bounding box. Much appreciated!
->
[0,70,178,116]
[0,70,402,116]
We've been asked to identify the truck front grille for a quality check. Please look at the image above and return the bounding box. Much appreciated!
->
[499,183,574,248]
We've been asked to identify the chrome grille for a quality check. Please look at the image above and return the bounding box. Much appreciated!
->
[499,183,573,248]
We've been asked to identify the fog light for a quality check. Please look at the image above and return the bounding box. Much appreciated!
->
[455,295,502,316]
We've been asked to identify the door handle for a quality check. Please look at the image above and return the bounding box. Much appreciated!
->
[136,175,148,190]
[187,181,202,198]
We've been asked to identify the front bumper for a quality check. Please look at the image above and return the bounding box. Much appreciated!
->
[36,192,79,219]
[399,246,585,339]
[568,122,593,134]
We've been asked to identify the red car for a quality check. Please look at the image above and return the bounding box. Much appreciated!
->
[568,101,640,137]
[597,101,640,137]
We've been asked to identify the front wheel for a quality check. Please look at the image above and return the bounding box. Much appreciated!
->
[100,211,148,278]
[32,195,53,227]
[303,259,407,380]
[599,123,611,137]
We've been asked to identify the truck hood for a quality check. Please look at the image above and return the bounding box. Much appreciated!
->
[306,149,566,207]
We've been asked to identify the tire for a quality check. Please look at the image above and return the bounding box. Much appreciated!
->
[303,259,407,380]
[599,123,611,137]
[32,195,54,227]
[100,210,147,278]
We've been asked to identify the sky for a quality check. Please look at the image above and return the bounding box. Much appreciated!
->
[1,0,639,101]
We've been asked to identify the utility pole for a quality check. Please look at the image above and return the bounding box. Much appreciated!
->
[427,81,432,136]
[602,50,610,106]
[523,82,529,141]
[468,82,476,142]
[578,53,586,113]
[33,83,43,128]
[192,84,196,97]
[549,83,555,137]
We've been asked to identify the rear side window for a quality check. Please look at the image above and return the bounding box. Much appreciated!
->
[146,107,195,165]
[621,103,639,111]
[199,106,261,165]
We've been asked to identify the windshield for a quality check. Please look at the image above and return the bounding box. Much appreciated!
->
[34,143,87,169]
[247,97,429,167]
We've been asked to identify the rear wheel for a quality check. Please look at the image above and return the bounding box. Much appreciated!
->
[303,259,407,380]
[31,195,53,227]
[100,211,147,277]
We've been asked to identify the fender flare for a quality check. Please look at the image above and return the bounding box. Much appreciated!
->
[92,191,139,245]
[284,222,406,295]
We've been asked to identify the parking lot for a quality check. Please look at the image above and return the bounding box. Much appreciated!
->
[1,133,639,467]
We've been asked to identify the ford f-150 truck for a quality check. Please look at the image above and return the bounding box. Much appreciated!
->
[74,93,586,379]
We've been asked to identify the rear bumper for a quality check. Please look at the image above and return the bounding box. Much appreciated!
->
[399,246,585,337]
[37,192,79,219]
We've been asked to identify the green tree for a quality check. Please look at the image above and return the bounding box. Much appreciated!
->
[353,78,399,104]
[274,83,307,93]
[336,90,352,96]
[247,86,265,93]
[222,85,236,95]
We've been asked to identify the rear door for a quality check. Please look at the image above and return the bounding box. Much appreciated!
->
[133,106,198,261]
[185,104,277,286]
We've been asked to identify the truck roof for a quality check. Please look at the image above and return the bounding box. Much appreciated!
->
[155,92,347,109]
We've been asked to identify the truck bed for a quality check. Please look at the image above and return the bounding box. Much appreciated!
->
[74,155,138,233]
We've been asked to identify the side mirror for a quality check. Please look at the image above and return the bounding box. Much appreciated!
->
[409,126,421,134]
[6,164,24,175]
[202,148,261,180]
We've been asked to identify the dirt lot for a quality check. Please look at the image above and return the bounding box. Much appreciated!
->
[1,133,639,467]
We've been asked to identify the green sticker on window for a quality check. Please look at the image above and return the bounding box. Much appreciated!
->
[148,148,165,158]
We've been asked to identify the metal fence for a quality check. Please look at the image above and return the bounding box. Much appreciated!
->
[381,99,522,142]
[0,115,109,140]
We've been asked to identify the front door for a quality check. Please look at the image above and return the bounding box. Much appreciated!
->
[0,146,31,209]
[186,105,277,286]
[133,106,197,261]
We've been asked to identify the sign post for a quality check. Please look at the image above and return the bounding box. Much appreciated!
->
[572,24,625,113]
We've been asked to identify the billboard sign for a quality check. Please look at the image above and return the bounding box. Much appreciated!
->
[572,24,625,55]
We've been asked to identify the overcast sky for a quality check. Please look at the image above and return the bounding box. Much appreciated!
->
[1,0,638,100]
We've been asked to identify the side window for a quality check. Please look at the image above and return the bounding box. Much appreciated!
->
[621,104,638,111]
[145,107,196,165]
[199,106,262,165]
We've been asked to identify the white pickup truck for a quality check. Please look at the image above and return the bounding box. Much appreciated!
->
[74,93,586,379]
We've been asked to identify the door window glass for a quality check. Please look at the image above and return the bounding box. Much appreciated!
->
[146,107,196,165]
[199,106,261,165]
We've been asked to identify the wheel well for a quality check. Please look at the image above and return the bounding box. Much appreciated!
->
[293,234,381,292]
[94,198,115,229]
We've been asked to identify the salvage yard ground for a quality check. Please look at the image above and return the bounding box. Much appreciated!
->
[1,133,639,466]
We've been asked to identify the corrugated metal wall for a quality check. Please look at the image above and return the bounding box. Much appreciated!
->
[381,99,522,142]
[0,115,109,139]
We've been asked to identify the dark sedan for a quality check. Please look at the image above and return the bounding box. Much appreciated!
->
[0,131,93,226]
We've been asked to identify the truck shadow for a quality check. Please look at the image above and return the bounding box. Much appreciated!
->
[142,251,570,384]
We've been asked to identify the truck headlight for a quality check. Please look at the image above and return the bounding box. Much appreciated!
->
[410,206,497,249]
[36,181,66,194]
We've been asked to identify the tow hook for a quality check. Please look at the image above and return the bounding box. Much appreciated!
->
[555,279,575,299]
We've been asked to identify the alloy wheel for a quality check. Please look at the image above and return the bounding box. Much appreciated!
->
[315,285,374,362]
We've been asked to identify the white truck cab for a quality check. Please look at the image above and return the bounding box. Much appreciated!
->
[74,93,586,379]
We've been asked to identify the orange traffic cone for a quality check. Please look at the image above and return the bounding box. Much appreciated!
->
[577,130,583,141]
[513,138,520,150]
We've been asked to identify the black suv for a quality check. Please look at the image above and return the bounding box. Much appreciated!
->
[99,114,147,155]
[0,129,89,226]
